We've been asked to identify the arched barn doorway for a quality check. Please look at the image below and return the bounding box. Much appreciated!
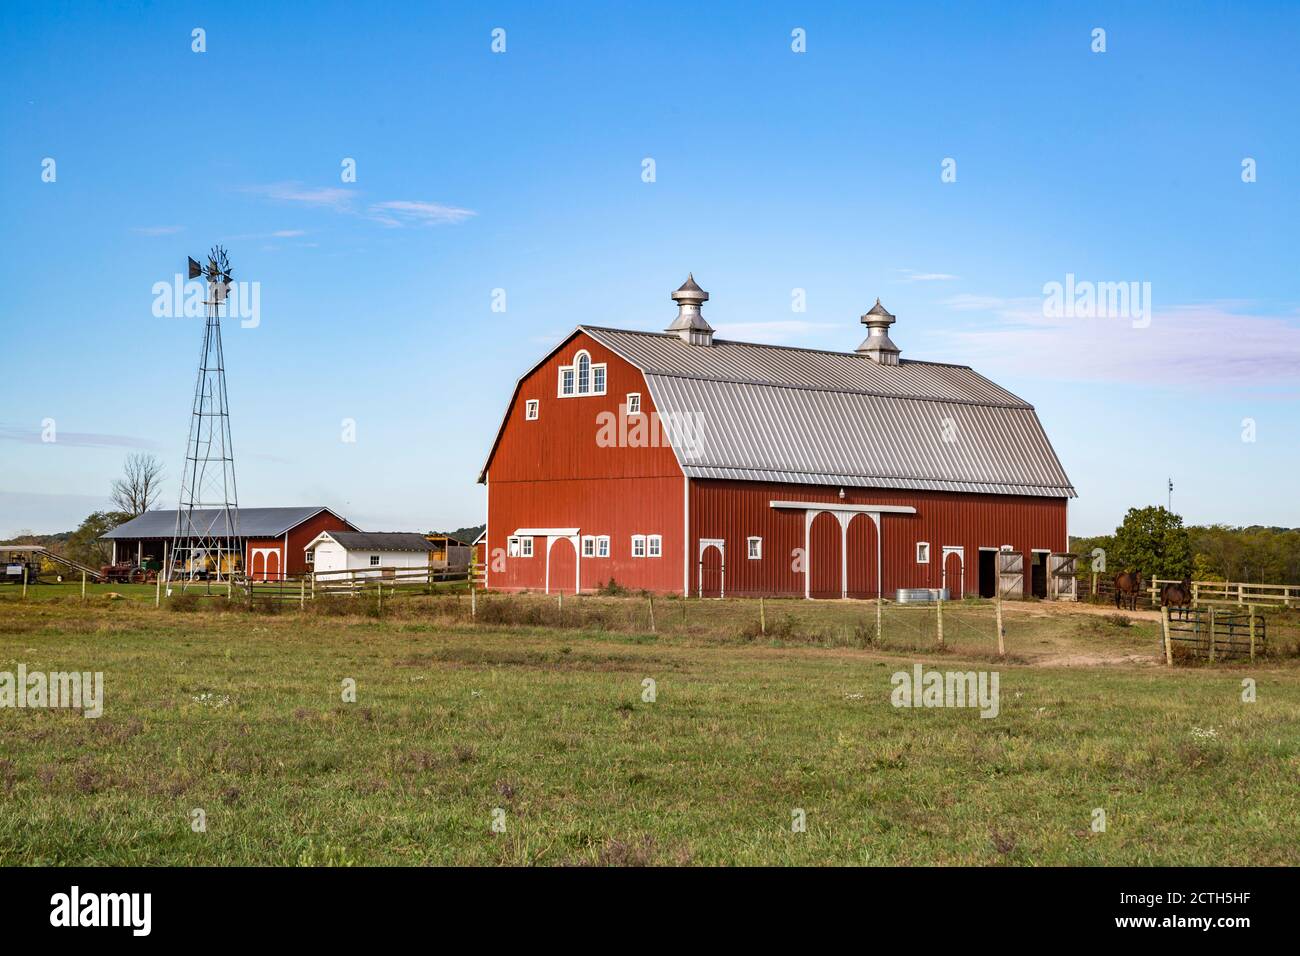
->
[699,540,723,598]
[942,547,965,599]
[846,513,879,599]
[808,511,842,599]
[547,537,577,595]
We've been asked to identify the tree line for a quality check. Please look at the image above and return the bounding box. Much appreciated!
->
[1070,506,1300,584]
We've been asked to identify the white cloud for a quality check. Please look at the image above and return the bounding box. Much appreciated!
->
[945,298,1300,386]
[366,200,477,227]
[241,182,355,211]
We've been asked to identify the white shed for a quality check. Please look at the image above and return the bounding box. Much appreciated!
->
[306,531,434,578]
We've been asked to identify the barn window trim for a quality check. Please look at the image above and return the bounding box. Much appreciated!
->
[632,535,647,558]
[557,350,607,398]
[597,535,610,558]
[647,534,662,558]
[581,535,596,558]
[747,536,762,560]
[916,542,930,564]
[521,537,534,558]
[525,399,539,420]
[305,549,315,566]
[370,554,381,567]
[626,392,641,415]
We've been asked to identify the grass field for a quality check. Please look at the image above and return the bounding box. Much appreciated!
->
[0,587,1297,865]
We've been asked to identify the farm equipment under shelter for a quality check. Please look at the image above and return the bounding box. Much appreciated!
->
[1,546,104,584]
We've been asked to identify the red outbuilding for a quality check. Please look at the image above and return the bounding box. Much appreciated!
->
[478,276,1075,599]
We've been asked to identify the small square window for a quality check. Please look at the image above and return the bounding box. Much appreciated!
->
[508,536,521,557]
[525,399,539,420]
[521,537,534,557]
[747,536,762,560]
[631,535,646,558]
[597,536,610,558]
[593,365,606,394]
[647,534,662,557]
[559,368,575,396]
[305,549,315,565]
[916,542,930,564]
[627,393,641,415]
[370,554,381,567]
[581,535,595,558]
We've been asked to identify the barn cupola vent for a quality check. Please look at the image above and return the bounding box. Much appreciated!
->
[666,273,714,346]
[855,298,901,365]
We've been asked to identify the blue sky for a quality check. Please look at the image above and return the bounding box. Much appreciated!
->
[2,0,1298,537]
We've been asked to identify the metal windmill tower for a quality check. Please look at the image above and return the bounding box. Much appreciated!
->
[165,246,241,590]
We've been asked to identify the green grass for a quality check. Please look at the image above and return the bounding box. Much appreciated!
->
[0,592,1297,865]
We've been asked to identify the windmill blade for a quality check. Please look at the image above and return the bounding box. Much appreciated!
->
[188,256,203,280]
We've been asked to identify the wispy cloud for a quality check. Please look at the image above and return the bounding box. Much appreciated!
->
[0,424,163,450]
[133,225,184,236]
[897,269,959,282]
[943,297,1300,386]
[241,182,476,229]
[365,200,477,227]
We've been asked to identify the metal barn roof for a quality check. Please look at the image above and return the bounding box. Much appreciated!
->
[318,532,435,552]
[583,327,1076,498]
[102,507,346,540]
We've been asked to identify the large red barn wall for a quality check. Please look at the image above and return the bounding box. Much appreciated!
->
[690,479,1067,598]
[245,510,358,580]
[486,332,684,593]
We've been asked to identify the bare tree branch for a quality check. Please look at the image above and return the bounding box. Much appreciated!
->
[110,453,165,517]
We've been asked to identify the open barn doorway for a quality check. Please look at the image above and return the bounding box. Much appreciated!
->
[1030,550,1049,598]
[978,548,997,598]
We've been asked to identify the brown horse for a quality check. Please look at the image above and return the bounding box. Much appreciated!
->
[1161,574,1193,609]
[1114,571,1143,610]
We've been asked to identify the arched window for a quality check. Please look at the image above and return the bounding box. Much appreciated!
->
[577,352,591,393]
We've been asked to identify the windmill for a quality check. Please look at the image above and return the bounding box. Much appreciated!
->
[165,246,241,591]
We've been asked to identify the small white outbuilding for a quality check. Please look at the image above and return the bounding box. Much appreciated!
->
[306,531,436,578]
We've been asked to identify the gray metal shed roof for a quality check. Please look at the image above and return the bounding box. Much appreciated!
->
[584,327,1075,498]
[318,532,434,552]
[102,507,347,540]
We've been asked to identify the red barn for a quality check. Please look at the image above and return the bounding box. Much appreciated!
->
[478,276,1075,599]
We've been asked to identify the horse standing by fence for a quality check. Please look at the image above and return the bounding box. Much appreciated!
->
[1114,571,1143,610]
[1161,574,1193,609]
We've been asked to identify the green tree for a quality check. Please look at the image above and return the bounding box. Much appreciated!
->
[1112,506,1191,579]
[64,511,131,567]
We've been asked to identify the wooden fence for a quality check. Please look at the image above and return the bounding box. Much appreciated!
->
[246,566,469,603]
[1149,578,1297,608]
[1162,605,1266,661]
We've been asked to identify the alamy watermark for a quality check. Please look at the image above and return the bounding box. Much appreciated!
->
[890,664,999,718]
[152,274,261,328]
[1042,273,1151,328]
[1,665,103,718]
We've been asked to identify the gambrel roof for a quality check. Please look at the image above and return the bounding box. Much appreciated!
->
[480,326,1075,498]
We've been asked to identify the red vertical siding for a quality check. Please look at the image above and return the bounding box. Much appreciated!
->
[690,479,1067,598]
[245,509,358,580]
[484,331,685,594]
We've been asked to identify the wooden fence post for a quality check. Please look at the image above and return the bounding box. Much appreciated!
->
[81,571,86,603]
[471,584,477,619]
[995,590,1005,657]
[1161,605,1173,666]
[760,596,766,636]
[22,566,28,599]
[1208,607,1216,662]
[648,595,656,633]
[875,598,882,645]
[936,592,945,647]
[300,578,306,609]
[1249,606,1256,661]
[156,571,162,608]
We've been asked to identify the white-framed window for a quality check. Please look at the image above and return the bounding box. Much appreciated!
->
[647,534,662,557]
[597,535,610,558]
[916,542,930,564]
[521,537,534,557]
[508,536,520,557]
[525,399,539,420]
[747,536,762,560]
[626,392,641,415]
[370,554,381,567]
[305,549,315,565]
[557,350,607,397]
[581,535,596,558]
[631,534,647,558]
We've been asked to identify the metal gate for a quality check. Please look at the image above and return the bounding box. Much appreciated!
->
[997,550,1023,600]
[1048,553,1078,601]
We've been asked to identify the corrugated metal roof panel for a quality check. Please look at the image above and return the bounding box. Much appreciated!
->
[584,326,1029,407]
[644,374,1076,498]
[322,531,434,552]
[102,507,343,539]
